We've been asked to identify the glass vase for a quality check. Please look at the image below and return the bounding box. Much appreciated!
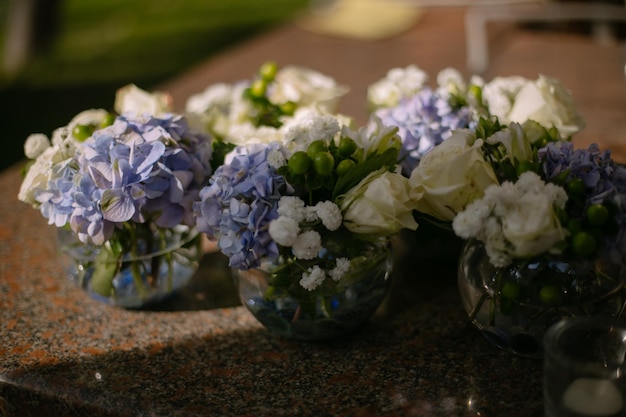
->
[233,239,392,341]
[57,224,202,309]
[458,239,626,357]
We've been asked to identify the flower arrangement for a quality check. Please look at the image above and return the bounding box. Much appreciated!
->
[193,108,417,325]
[185,62,349,167]
[366,65,585,176]
[18,85,213,305]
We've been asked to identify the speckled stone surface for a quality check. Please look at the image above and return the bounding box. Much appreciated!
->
[2,7,625,417]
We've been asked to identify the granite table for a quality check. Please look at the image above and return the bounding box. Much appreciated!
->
[2,6,625,417]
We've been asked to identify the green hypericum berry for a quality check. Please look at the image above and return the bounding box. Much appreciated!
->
[307,140,327,158]
[336,159,356,176]
[566,178,586,197]
[313,152,334,176]
[72,124,93,142]
[338,137,357,157]
[259,61,278,81]
[100,112,116,128]
[288,151,311,175]
[566,218,583,235]
[279,101,296,116]
[539,285,560,305]
[501,282,521,300]
[586,204,609,226]
[249,79,267,98]
[572,231,597,257]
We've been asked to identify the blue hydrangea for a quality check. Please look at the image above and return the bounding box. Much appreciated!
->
[193,142,291,270]
[373,87,472,175]
[37,114,212,245]
[539,142,626,207]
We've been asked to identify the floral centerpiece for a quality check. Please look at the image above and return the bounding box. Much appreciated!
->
[17,85,213,308]
[407,116,626,356]
[185,62,349,166]
[193,109,418,340]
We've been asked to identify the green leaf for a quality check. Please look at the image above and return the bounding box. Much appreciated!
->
[332,148,398,199]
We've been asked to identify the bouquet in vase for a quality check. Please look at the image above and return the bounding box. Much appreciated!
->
[193,106,419,339]
[17,85,213,308]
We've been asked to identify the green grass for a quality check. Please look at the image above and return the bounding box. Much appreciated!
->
[0,0,310,170]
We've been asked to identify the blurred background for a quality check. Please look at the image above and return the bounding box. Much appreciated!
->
[0,0,310,171]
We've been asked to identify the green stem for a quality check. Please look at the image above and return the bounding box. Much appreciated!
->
[124,223,148,299]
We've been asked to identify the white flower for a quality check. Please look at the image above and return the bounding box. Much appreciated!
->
[299,265,326,291]
[347,117,400,158]
[292,230,322,260]
[24,134,51,159]
[482,76,528,122]
[314,201,342,231]
[268,65,348,112]
[268,216,300,247]
[409,130,499,222]
[436,67,466,97]
[114,84,172,116]
[367,65,428,109]
[308,115,341,142]
[267,148,286,169]
[506,75,585,137]
[486,122,533,163]
[452,172,569,267]
[277,196,307,222]
[329,258,350,282]
[342,169,418,235]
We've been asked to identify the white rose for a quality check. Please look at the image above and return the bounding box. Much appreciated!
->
[24,134,51,159]
[268,66,348,112]
[114,84,172,116]
[409,130,499,222]
[507,75,584,137]
[341,169,418,235]
[502,191,567,258]
[17,141,75,207]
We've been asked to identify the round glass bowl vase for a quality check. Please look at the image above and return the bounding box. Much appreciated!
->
[458,239,626,358]
[57,224,202,309]
[233,241,393,341]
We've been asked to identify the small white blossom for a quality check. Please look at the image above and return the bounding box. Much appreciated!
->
[329,258,350,282]
[299,265,326,291]
[309,116,340,141]
[367,65,428,109]
[24,134,51,159]
[304,206,319,223]
[268,216,300,247]
[314,201,342,231]
[277,196,307,222]
[267,149,286,169]
[292,230,322,260]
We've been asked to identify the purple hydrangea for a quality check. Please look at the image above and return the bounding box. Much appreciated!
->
[37,114,212,245]
[373,87,472,175]
[193,142,291,270]
[539,142,626,207]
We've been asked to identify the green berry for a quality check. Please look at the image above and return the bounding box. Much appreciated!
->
[539,285,561,306]
[249,79,267,98]
[566,218,583,235]
[279,101,296,116]
[72,124,93,142]
[572,231,597,257]
[307,140,327,158]
[100,112,116,128]
[336,159,356,176]
[259,61,278,81]
[338,137,357,157]
[566,178,586,197]
[313,152,334,176]
[288,151,311,175]
[501,282,521,300]
[586,204,609,226]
